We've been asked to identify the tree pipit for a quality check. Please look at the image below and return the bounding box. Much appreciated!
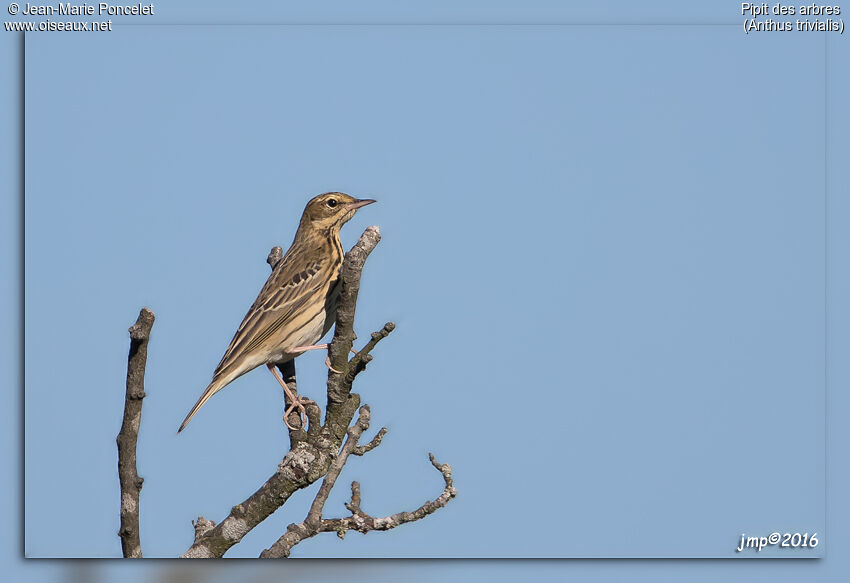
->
[178,192,375,432]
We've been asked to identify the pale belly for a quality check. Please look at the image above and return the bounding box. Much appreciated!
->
[268,283,339,364]
[283,309,329,356]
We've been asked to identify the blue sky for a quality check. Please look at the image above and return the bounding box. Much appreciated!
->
[3,1,850,581]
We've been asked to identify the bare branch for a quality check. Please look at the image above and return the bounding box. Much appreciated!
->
[323,453,456,538]
[326,226,381,421]
[261,443,457,557]
[117,307,154,558]
[345,481,363,514]
[305,407,371,529]
[260,406,373,558]
[180,436,335,558]
[346,322,395,385]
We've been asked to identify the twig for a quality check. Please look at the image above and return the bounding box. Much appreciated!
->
[261,431,456,558]
[352,427,387,456]
[117,307,154,558]
[180,436,333,558]
[323,453,456,536]
[306,407,371,528]
[345,322,395,385]
[266,245,283,270]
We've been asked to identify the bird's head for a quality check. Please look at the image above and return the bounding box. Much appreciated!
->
[300,192,376,233]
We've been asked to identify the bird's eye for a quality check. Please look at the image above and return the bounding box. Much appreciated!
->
[327,199,338,208]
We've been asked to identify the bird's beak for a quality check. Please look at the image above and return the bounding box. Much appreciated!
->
[348,198,376,210]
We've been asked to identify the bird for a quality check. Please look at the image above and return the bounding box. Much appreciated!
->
[178,192,376,433]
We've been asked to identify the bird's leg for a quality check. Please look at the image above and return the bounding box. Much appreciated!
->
[290,343,358,356]
[289,343,357,374]
[289,343,329,352]
[267,363,308,430]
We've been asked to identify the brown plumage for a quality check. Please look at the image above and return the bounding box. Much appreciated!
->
[178,192,375,432]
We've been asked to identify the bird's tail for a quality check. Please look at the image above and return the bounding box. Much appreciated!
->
[178,377,227,433]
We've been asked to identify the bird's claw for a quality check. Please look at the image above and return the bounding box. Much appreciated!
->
[325,356,344,374]
[283,396,312,431]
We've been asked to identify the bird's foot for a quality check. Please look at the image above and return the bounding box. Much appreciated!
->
[282,396,312,431]
[267,363,311,430]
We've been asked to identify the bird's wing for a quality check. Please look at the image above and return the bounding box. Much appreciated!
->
[212,251,335,377]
